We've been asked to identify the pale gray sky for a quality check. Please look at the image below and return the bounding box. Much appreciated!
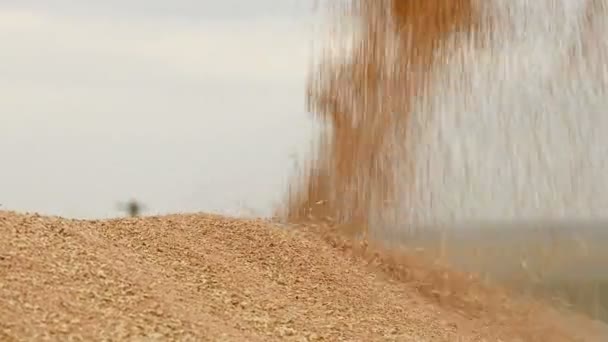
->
[0,0,321,218]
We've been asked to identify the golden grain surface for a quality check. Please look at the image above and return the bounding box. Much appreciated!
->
[2,211,608,341]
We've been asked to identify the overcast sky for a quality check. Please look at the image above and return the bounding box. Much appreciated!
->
[0,0,322,219]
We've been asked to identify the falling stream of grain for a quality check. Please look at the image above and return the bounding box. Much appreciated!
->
[282,0,608,322]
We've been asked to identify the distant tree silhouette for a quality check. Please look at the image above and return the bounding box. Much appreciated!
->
[118,199,145,217]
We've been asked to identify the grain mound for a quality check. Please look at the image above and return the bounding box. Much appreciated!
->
[2,211,607,341]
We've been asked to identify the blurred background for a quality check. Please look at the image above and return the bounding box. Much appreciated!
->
[0,0,320,219]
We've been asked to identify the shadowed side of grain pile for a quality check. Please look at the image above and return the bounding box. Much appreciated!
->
[282,1,479,230]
